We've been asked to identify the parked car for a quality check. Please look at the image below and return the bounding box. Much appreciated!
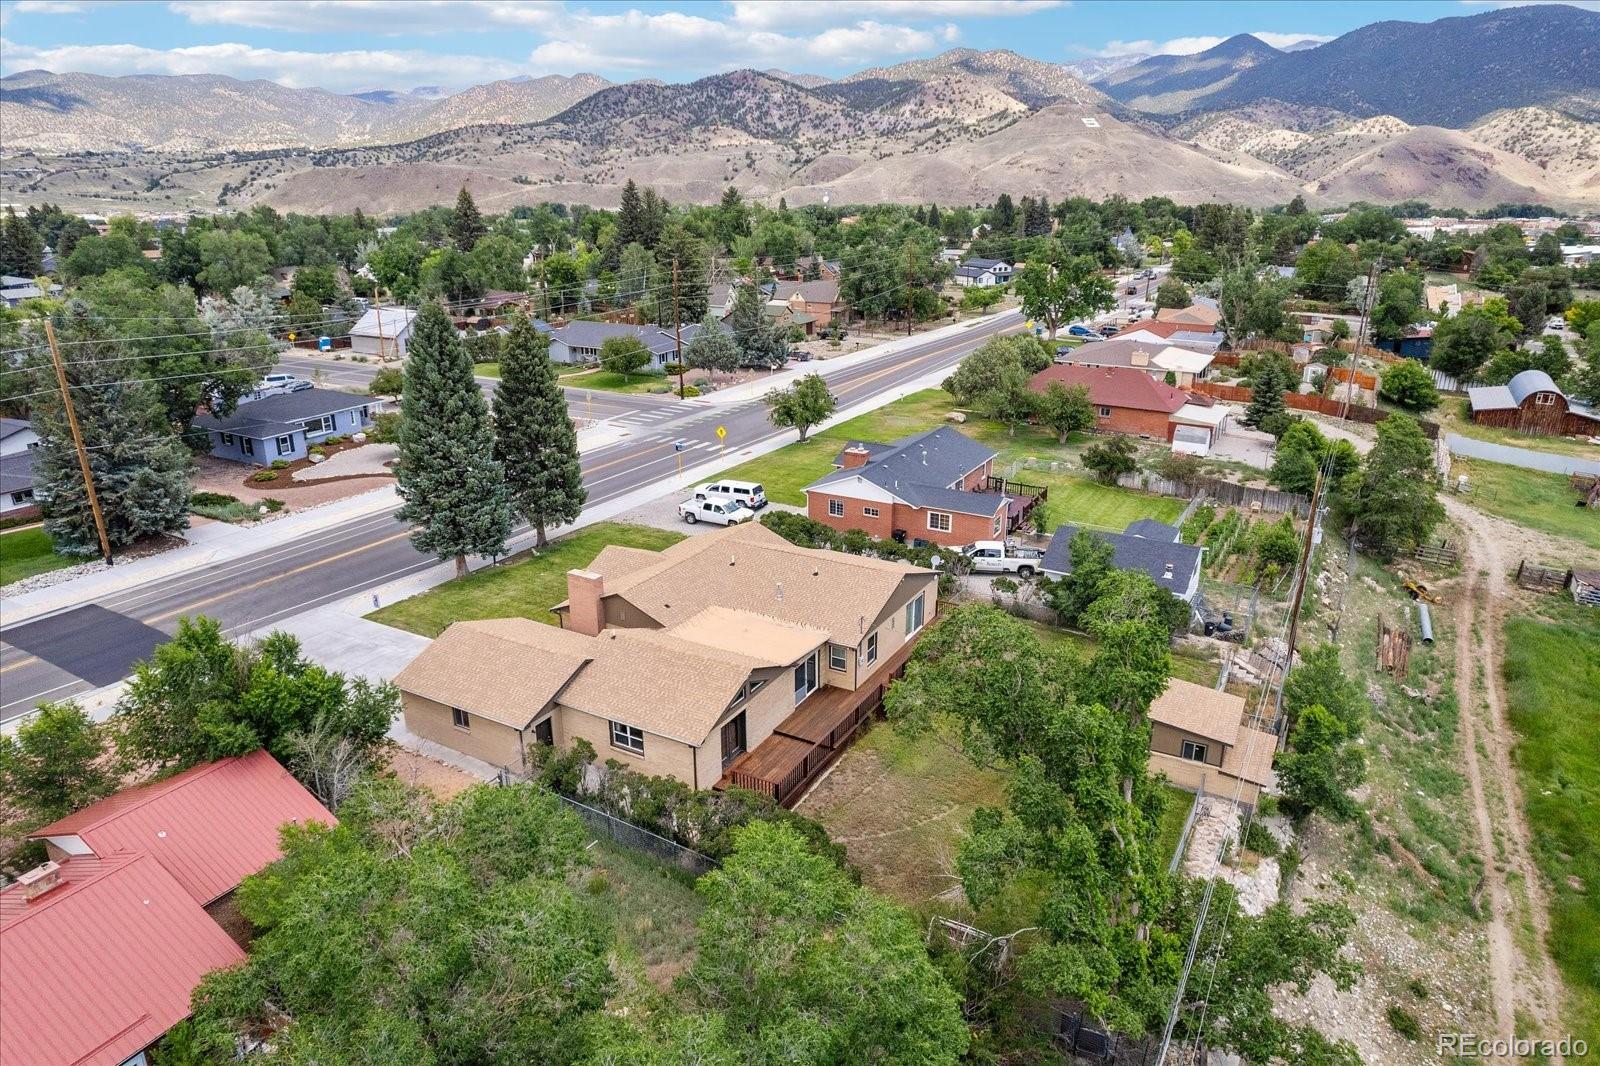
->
[679,498,754,526]
[1098,323,1121,336]
[693,479,768,511]
[255,373,312,395]
[1065,323,1098,338]
[961,540,1045,576]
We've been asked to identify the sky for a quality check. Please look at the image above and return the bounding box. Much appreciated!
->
[0,0,1586,94]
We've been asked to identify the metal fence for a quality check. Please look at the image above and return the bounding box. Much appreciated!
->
[496,770,721,877]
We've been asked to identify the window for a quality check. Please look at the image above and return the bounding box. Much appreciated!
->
[863,506,880,518]
[992,512,1004,538]
[301,415,334,435]
[1098,406,1112,417]
[927,511,952,533]
[905,594,925,635]
[1534,393,1556,406]
[10,490,33,505]
[451,706,471,730]
[864,632,879,666]
[610,721,645,755]
[1181,740,1209,763]
[828,498,845,517]
[242,437,254,456]
[276,435,293,455]
[793,650,819,704]
[220,432,234,446]
[828,644,847,671]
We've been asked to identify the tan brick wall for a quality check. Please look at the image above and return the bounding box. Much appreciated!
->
[864,576,938,668]
[693,668,798,786]
[1150,722,1224,768]
[559,703,702,787]
[1149,749,1260,806]
[822,641,856,691]
[403,693,528,770]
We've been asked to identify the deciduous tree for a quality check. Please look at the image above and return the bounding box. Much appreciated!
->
[1036,380,1095,442]
[0,701,111,824]
[764,373,835,442]
[1015,244,1115,339]
[1081,433,1138,484]
[1330,413,1442,558]
[683,316,740,378]
[599,335,652,382]
[1378,358,1439,411]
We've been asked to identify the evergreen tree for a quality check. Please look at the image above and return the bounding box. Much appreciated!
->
[0,207,44,277]
[992,193,1016,231]
[492,317,586,547]
[928,202,941,228]
[29,326,193,557]
[653,225,709,326]
[451,187,486,252]
[395,303,512,576]
[616,179,647,250]
[728,282,787,369]
[683,315,740,378]
[1242,359,1294,437]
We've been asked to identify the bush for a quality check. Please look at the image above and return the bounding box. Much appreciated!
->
[1242,820,1281,858]
[681,385,700,397]
[190,491,239,507]
[308,446,326,458]
[1385,1005,1422,1041]
[759,510,971,596]
[270,458,290,470]
[368,411,402,444]
[250,470,278,482]
[662,362,687,376]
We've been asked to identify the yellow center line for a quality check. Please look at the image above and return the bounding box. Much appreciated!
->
[1,655,40,675]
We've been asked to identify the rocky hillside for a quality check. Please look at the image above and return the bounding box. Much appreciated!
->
[387,74,612,141]
[1192,4,1600,127]
[1098,35,1284,115]
[844,48,1110,108]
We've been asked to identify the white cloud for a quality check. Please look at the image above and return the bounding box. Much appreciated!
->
[14,1,87,12]
[728,1,1062,31]
[529,9,949,74]
[1090,31,1333,58]
[0,39,527,91]
[166,0,559,35]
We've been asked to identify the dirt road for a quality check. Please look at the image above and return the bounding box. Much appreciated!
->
[1445,497,1568,1061]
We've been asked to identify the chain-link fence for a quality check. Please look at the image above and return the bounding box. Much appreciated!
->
[555,793,720,878]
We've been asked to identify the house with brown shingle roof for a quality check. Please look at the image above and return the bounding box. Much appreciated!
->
[1147,678,1276,806]
[396,522,937,806]
[1029,363,1230,452]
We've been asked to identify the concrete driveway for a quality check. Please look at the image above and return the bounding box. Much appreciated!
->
[1446,434,1600,476]
[1207,423,1276,469]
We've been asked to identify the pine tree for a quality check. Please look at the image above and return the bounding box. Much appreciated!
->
[395,303,512,576]
[30,320,192,557]
[0,208,44,277]
[492,317,586,547]
[450,187,485,252]
[728,283,787,369]
[616,180,646,250]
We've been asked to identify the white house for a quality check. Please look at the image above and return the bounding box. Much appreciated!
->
[349,307,418,360]
[953,258,1013,288]
[0,417,42,518]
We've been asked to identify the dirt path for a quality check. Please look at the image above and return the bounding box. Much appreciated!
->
[1445,496,1568,1060]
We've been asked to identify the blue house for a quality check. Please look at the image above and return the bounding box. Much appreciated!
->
[194,388,378,465]
[1375,327,1434,361]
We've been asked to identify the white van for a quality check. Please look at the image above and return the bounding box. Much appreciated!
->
[693,480,768,511]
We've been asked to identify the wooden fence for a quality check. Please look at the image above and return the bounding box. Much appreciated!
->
[1413,542,1459,566]
[1515,561,1570,593]
[1187,381,1439,439]
[1330,366,1379,390]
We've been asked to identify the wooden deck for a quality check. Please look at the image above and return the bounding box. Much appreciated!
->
[718,639,916,807]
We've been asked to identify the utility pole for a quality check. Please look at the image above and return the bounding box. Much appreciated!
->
[672,256,684,399]
[1278,465,1324,714]
[44,320,112,565]
[373,292,387,362]
[904,243,915,336]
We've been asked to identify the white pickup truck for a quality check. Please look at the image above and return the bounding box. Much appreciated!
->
[961,540,1045,576]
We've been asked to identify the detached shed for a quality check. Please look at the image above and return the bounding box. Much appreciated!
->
[1468,369,1600,438]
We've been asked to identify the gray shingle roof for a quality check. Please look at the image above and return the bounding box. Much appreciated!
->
[1042,521,1204,596]
[552,320,688,358]
[0,449,35,495]
[193,388,372,438]
[809,427,1002,515]
[962,258,1009,271]
[1124,518,1180,542]
[1,417,34,443]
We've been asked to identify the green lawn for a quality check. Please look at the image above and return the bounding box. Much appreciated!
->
[715,388,1177,536]
[559,369,676,395]
[0,527,78,586]
[1156,784,1196,869]
[472,362,500,378]
[1503,605,1600,1044]
[1453,458,1600,551]
[366,522,684,637]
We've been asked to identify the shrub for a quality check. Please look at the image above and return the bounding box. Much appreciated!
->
[1242,820,1281,858]
[681,385,701,397]
[1181,504,1216,545]
[1385,1005,1422,1041]
[270,459,290,470]
[250,470,278,482]
[308,446,326,458]
[662,362,687,376]
[368,411,402,443]
[190,491,239,507]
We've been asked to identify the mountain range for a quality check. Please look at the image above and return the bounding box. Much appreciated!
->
[1,4,1595,214]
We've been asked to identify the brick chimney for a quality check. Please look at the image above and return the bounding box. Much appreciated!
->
[566,569,605,636]
[840,444,871,470]
[1130,346,1150,367]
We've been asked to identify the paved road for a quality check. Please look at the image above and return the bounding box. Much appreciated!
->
[0,310,1026,720]
[1446,434,1600,476]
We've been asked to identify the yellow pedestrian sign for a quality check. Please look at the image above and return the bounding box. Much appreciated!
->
[715,425,727,441]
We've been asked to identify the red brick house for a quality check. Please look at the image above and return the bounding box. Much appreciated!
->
[803,426,1011,547]
[1029,363,1198,441]
[770,279,845,335]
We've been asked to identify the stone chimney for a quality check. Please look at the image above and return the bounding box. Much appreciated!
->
[840,444,871,470]
[566,569,605,636]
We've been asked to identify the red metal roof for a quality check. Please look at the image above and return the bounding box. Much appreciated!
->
[0,853,246,1066]
[31,749,333,905]
[1029,364,1192,414]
